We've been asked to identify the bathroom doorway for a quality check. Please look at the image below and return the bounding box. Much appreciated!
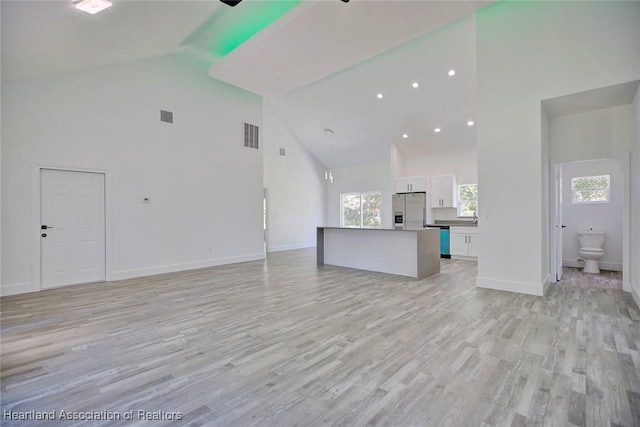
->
[544,81,636,292]
[554,158,626,284]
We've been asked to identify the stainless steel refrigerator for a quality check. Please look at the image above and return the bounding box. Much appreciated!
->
[393,193,428,230]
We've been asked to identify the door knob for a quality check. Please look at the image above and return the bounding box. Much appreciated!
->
[41,233,47,238]
[41,225,53,230]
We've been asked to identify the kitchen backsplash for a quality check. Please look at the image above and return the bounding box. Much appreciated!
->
[433,208,462,221]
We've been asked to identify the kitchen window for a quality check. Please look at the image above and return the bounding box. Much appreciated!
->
[341,192,382,228]
[457,184,478,218]
[571,175,610,204]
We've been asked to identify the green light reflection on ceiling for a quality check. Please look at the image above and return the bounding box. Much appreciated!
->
[216,0,303,56]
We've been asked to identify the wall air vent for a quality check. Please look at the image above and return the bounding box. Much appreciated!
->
[243,123,259,150]
[160,110,173,124]
[279,148,286,156]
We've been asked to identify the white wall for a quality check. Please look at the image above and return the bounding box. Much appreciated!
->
[0,2,3,290]
[551,106,632,162]
[1,53,264,295]
[631,87,640,305]
[325,161,393,228]
[262,106,325,252]
[561,159,624,271]
[403,148,477,221]
[541,106,550,281]
[403,148,477,185]
[475,1,640,296]
[391,144,405,178]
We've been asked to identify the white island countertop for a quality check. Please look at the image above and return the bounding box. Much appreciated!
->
[317,227,440,279]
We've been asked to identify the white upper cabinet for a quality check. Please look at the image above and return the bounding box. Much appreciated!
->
[396,177,411,193]
[430,174,457,208]
[410,176,427,192]
[395,175,427,193]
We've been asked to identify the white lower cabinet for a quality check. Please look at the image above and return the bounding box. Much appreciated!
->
[450,227,479,259]
[450,233,468,256]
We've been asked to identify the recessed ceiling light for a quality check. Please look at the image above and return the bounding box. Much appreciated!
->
[377,93,383,99]
[448,69,456,77]
[74,0,112,14]
[434,128,441,133]
[402,134,408,139]
[412,82,419,88]
[467,120,474,126]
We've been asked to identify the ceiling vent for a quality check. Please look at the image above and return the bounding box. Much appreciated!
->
[243,123,259,150]
[160,110,173,124]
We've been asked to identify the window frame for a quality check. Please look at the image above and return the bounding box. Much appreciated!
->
[457,183,478,218]
[571,174,610,204]
[340,191,382,228]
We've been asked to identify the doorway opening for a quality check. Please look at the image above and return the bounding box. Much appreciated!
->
[544,81,637,292]
[552,159,626,288]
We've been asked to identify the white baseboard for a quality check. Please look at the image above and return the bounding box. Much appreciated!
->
[267,242,315,253]
[542,274,550,295]
[112,253,266,281]
[631,285,640,310]
[476,276,545,296]
[1,282,38,297]
[563,259,623,272]
[451,255,478,262]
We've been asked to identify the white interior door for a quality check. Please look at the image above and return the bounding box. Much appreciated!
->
[554,164,563,281]
[263,188,269,252]
[41,169,106,288]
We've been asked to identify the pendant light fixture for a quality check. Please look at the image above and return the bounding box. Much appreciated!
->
[324,128,334,184]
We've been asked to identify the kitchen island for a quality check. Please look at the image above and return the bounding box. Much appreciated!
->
[317,227,440,279]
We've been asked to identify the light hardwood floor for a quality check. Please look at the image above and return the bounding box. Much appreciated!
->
[1,249,639,426]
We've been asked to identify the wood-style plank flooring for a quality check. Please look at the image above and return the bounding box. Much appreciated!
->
[1,249,639,426]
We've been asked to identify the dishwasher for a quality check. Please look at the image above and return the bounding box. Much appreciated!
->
[426,225,450,258]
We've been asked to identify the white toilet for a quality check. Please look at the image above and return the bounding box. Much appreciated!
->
[577,230,606,274]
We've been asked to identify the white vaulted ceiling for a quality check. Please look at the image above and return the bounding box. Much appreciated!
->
[207,0,486,97]
[263,11,480,167]
[0,0,222,82]
[1,0,492,167]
